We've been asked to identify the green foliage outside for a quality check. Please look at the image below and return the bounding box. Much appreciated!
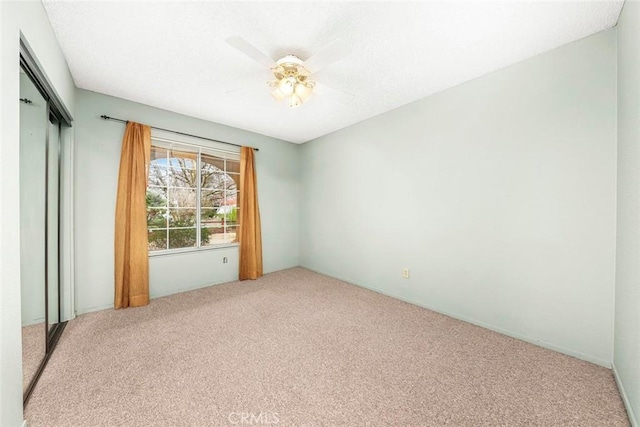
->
[216,206,238,224]
[202,208,218,219]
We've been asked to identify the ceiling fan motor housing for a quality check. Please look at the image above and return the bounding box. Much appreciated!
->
[273,55,311,83]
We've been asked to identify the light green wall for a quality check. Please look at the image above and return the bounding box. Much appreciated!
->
[73,89,300,314]
[0,1,76,425]
[0,4,635,426]
[615,1,640,425]
[300,29,617,367]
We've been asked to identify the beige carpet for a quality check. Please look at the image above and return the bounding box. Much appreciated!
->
[22,322,45,393]
[25,268,629,426]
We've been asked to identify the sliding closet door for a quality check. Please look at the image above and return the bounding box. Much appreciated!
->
[20,39,73,405]
[19,68,48,392]
[20,53,72,404]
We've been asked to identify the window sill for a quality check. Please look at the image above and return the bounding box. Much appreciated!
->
[149,243,239,258]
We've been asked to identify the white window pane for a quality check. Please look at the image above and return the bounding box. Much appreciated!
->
[226,159,240,174]
[148,229,168,251]
[168,168,197,188]
[201,189,224,208]
[201,171,226,190]
[167,188,197,208]
[146,187,167,208]
[201,153,225,172]
[202,226,237,246]
[168,209,196,227]
[149,164,170,187]
[168,228,197,249]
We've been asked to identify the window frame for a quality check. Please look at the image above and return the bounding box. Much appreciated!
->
[147,132,241,257]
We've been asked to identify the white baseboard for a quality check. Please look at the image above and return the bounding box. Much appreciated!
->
[302,266,611,368]
[613,363,638,427]
[76,275,244,316]
[75,265,296,316]
[76,302,114,315]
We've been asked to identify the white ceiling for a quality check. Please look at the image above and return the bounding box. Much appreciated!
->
[42,1,624,144]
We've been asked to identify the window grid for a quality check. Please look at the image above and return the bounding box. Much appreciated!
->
[147,140,239,252]
[195,150,202,250]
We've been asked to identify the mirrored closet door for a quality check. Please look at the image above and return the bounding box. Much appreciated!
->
[20,65,48,399]
[20,43,72,405]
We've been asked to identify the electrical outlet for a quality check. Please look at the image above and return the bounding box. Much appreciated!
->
[402,268,410,279]
[223,257,228,264]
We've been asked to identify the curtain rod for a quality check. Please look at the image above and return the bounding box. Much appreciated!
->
[100,115,259,151]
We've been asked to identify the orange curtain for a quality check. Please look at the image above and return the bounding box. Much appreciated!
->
[114,122,151,308]
[238,146,263,280]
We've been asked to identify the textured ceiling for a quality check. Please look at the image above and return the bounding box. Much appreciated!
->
[42,1,624,144]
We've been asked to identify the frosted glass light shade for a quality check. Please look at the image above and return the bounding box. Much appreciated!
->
[271,87,285,101]
[289,93,302,108]
[279,77,296,96]
[295,83,313,102]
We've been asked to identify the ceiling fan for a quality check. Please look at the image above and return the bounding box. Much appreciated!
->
[225,37,355,109]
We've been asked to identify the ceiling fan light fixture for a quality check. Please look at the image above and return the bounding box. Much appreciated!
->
[267,54,316,108]
[278,76,296,96]
[295,82,313,102]
[289,93,302,109]
[271,87,285,101]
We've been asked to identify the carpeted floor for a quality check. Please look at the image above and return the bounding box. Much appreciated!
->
[22,322,45,393]
[25,268,630,426]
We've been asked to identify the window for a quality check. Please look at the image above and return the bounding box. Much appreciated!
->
[146,139,240,253]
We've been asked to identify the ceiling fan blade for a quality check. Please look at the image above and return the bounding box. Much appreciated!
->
[223,80,267,96]
[314,82,355,105]
[226,36,276,69]
[224,86,248,95]
[304,39,351,73]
